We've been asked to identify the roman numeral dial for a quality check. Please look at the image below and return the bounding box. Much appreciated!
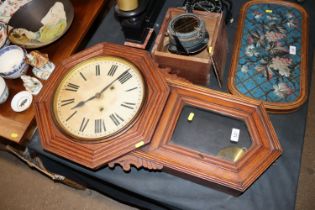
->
[121,102,136,109]
[95,119,106,133]
[61,99,75,107]
[53,56,146,141]
[118,71,132,84]
[65,83,79,92]
[96,64,100,76]
[108,65,118,76]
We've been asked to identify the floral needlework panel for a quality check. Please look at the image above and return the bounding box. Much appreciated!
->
[235,4,302,103]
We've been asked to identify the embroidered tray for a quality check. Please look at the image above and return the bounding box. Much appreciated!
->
[228,0,309,113]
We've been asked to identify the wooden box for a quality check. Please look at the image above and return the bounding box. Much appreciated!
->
[152,8,228,86]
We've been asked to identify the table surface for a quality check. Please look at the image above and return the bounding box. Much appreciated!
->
[0,0,106,144]
[28,0,315,210]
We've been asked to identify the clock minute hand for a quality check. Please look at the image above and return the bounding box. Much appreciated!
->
[71,69,130,110]
[99,69,130,94]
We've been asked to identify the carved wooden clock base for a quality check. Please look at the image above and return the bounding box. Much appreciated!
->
[108,154,163,171]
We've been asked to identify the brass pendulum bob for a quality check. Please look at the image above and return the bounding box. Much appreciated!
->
[217,146,247,162]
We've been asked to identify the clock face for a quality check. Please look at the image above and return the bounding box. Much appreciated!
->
[52,56,146,141]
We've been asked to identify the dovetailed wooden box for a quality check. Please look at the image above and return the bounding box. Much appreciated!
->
[152,8,228,86]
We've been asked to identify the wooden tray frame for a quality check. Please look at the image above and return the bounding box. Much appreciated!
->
[110,77,283,192]
[0,0,107,144]
[227,0,309,113]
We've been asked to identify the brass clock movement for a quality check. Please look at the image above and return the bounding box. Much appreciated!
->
[35,43,169,168]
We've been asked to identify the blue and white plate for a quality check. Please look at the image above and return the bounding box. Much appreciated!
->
[11,90,33,112]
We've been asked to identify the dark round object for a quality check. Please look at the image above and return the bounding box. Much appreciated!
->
[167,13,209,55]
[173,16,200,33]
[8,0,74,49]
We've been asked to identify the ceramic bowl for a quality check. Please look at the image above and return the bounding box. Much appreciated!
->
[0,22,10,49]
[8,0,74,49]
[11,90,33,112]
[0,76,9,104]
[0,45,29,79]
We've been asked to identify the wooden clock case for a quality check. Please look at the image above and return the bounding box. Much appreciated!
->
[35,42,282,191]
[110,77,283,192]
[34,43,170,169]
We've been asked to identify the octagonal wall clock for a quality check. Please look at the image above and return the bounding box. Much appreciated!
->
[34,42,170,169]
[109,76,283,192]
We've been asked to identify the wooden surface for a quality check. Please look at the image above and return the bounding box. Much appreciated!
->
[111,76,283,192]
[152,8,227,86]
[227,0,309,113]
[0,0,106,144]
[35,43,170,169]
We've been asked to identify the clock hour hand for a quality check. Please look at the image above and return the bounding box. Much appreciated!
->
[71,94,97,110]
